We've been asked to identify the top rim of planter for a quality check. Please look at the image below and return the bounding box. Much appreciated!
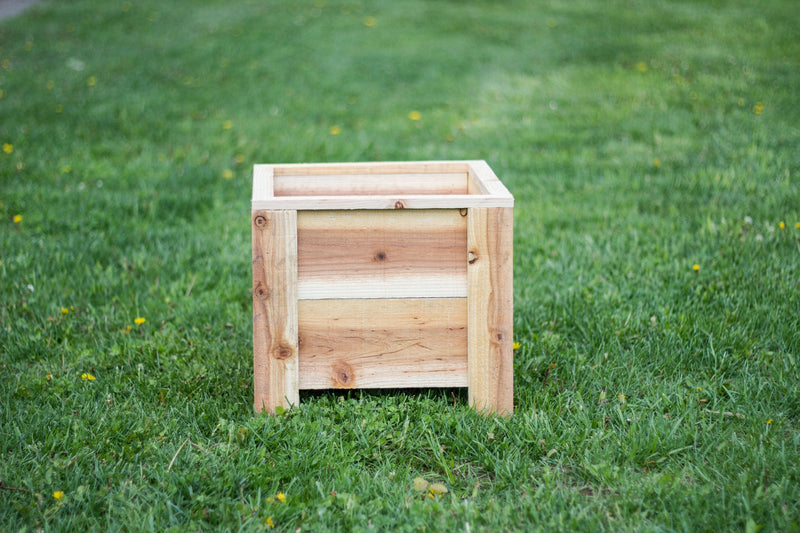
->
[252,160,514,210]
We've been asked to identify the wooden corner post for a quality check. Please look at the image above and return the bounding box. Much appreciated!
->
[467,207,514,415]
[252,209,299,413]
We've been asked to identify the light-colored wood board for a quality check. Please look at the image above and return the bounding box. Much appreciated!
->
[272,161,472,176]
[297,298,468,389]
[297,210,467,300]
[252,210,299,413]
[252,194,513,210]
[274,173,468,197]
[467,207,514,415]
[298,276,466,300]
[252,165,275,200]
[467,172,489,195]
[467,160,514,200]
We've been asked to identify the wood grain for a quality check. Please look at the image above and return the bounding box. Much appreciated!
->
[252,210,299,413]
[467,207,514,415]
[272,161,472,176]
[252,194,513,210]
[297,298,468,389]
[274,172,468,197]
[296,210,467,299]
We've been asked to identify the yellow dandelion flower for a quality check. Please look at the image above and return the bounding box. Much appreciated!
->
[429,483,448,495]
[766,419,772,425]
[266,516,275,528]
[235,154,245,164]
[692,264,700,272]
[53,491,64,500]
[753,102,764,115]
[795,222,800,229]
[412,477,429,492]
[124,325,132,333]
[653,157,661,168]
[134,317,146,325]
[737,97,744,107]
[696,386,702,391]
[408,110,421,121]
[55,104,63,113]
[81,373,96,381]
[636,61,648,72]
[512,342,521,350]
[779,221,785,230]
[87,76,97,87]
[3,143,12,154]
[276,492,286,502]
[61,307,69,315]
[329,125,341,135]
[222,169,234,179]
[223,120,233,130]
[13,214,22,223]
[0,89,4,98]
[363,16,376,27]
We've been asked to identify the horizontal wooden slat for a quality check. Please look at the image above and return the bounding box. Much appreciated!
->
[274,173,468,197]
[272,161,472,176]
[252,194,513,210]
[297,210,467,299]
[297,276,466,300]
[297,298,468,389]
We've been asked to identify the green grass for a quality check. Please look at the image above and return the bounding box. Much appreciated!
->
[2,0,799,530]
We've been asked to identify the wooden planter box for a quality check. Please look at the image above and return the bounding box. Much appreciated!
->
[252,160,514,415]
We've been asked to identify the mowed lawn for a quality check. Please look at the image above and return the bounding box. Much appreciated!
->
[1,0,799,531]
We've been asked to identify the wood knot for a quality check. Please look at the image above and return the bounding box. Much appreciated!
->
[273,343,294,360]
[373,251,387,262]
[254,282,271,300]
[253,214,268,228]
[333,361,355,388]
[468,250,479,264]
[394,200,406,209]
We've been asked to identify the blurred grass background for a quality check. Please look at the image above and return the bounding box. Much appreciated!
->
[1,0,799,530]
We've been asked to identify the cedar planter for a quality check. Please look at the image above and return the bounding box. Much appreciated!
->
[252,161,514,415]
